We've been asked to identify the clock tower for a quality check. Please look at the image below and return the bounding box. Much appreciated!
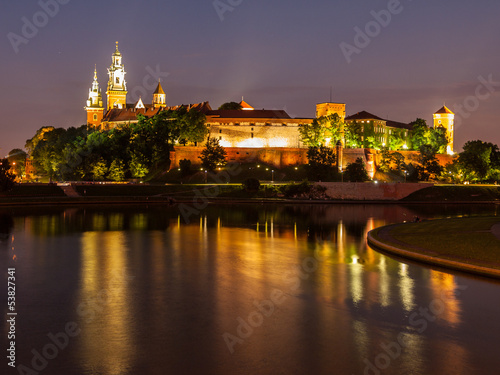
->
[106,42,127,109]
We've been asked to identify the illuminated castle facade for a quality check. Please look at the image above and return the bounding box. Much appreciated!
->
[85,43,454,154]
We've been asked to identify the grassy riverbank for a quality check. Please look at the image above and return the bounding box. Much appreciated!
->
[368,216,500,278]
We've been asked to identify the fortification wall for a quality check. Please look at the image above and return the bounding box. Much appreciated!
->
[317,182,433,200]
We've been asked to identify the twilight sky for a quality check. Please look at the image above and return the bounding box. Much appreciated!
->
[2,0,500,154]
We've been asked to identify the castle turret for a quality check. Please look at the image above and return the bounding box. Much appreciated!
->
[153,80,166,108]
[106,41,127,109]
[433,105,454,154]
[85,66,104,127]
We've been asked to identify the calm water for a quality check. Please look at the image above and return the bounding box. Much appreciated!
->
[1,203,500,375]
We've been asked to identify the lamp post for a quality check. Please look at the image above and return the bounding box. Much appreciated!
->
[204,170,207,184]
[271,170,274,183]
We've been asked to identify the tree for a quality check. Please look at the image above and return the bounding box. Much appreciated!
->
[307,146,336,167]
[108,159,126,181]
[130,153,149,179]
[90,157,108,180]
[344,158,369,182]
[429,126,448,154]
[218,102,242,110]
[299,119,327,147]
[408,118,429,151]
[458,140,495,181]
[0,159,16,192]
[306,146,337,181]
[344,121,363,148]
[199,138,227,172]
[7,149,27,177]
[299,114,343,147]
[417,145,443,181]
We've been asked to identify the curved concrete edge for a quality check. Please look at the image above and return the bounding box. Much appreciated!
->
[367,226,500,280]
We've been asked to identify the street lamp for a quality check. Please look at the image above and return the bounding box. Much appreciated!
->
[271,170,274,183]
[204,170,207,184]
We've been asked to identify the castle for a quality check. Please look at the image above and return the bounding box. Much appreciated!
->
[85,43,455,168]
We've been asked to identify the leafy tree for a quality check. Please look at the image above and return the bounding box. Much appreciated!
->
[299,114,343,147]
[218,102,243,110]
[130,153,149,179]
[0,159,16,192]
[306,146,337,181]
[90,157,108,180]
[378,149,392,173]
[200,137,227,172]
[416,145,443,181]
[299,119,327,147]
[429,126,448,154]
[388,129,406,151]
[344,121,363,148]
[344,158,369,182]
[409,118,429,151]
[307,146,336,167]
[108,159,126,181]
[458,140,495,181]
[7,149,27,177]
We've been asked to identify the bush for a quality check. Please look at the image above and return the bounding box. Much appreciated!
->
[242,178,260,192]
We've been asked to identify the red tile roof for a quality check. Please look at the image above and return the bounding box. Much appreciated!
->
[102,102,212,123]
[206,109,292,119]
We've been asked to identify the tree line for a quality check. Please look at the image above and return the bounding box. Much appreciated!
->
[24,108,207,181]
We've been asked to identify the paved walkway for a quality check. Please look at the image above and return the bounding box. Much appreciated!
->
[490,222,500,241]
[59,184,80,197]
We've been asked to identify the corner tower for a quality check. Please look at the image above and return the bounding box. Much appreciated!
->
[153,80,166,108]
[433,105,454,154]
[106,41,127,109]
[85,66,104,127]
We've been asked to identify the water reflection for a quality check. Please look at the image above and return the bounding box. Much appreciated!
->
[4,203,500,375]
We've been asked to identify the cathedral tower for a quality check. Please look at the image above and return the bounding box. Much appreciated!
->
[433,105,454,154]
[106,41,127,110]
[85,66,104,127]
[153,80,166,108]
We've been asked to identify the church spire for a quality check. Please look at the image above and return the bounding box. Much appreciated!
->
[153,79,166,108]
[106,41,127,109]
[85,66,104,128]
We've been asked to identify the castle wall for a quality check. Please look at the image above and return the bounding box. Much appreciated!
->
[170,146,308,169]
[207,120,309,149]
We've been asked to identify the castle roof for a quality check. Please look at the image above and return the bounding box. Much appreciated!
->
[346,111,412,130]
[345,111,385,121]
[239,100,254,110]
[102,101,212,123]
[206,109,292,119]
[434,105,454,115]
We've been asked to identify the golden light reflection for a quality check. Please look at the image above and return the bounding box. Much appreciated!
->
[378,257,391,307]
[398,263,415,311]
[79,231,134,374]
[429,271,461,326]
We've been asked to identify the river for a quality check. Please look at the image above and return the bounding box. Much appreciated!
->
[1,203,499,375]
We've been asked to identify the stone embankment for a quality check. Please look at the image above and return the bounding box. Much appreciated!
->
[317,182,433,201]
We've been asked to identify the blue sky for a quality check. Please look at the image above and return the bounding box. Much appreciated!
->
[2,0,500,153]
